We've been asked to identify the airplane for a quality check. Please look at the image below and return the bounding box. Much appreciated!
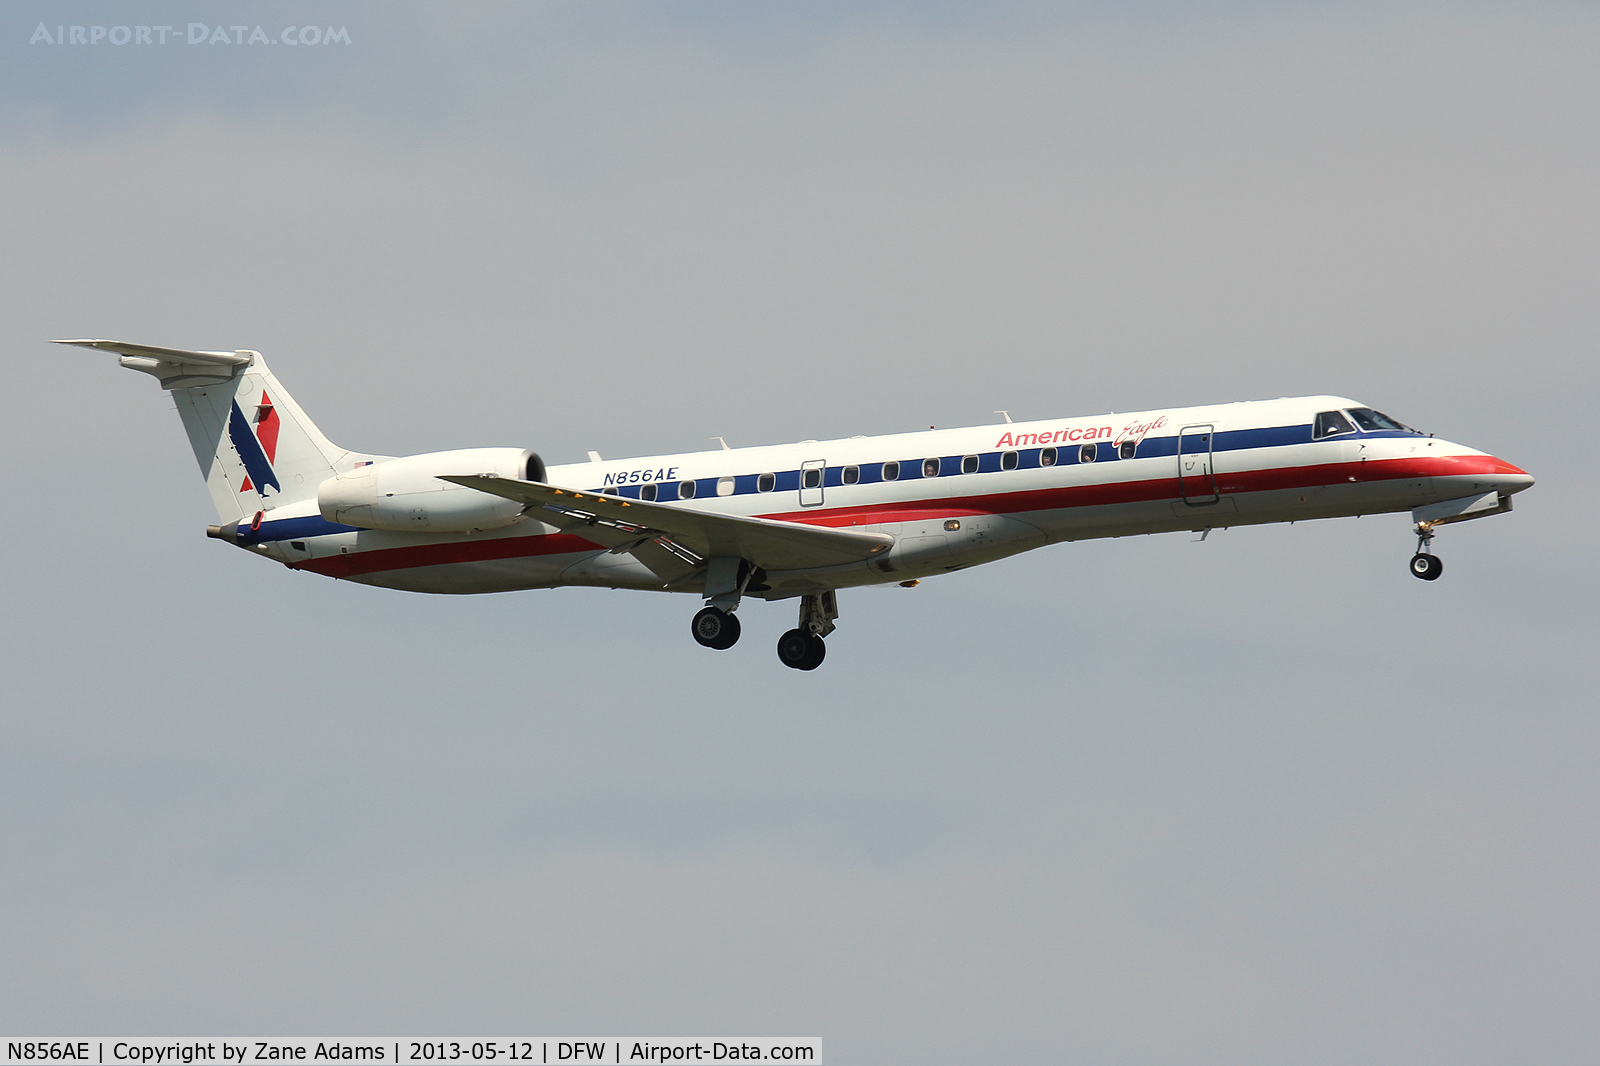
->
[63,339,1534,670]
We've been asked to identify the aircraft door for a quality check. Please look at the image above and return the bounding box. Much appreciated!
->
[1178,425,1219,505]
[800,460,826,507]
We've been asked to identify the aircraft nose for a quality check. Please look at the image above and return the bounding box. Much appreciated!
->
[1489,456,1535,493]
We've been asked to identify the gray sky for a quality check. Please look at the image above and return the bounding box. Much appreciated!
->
[2,3,1596,1061]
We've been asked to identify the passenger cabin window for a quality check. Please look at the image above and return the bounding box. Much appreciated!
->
[757,472,776,492]
[1118,441,1137,460]
[679,481,696,500]
[842,465,860,485]
[640,484,658,501]
[1040,447,1057,467]
[716,477,735,496]
[802,467,822,489]
[923,458,940,478]
[1078,444,1095,464]
[1314,410,1356,439]
[961,455,979,474]
[882,461,900,481]
[1347,407,1407,432]
[1002,451,1019,470]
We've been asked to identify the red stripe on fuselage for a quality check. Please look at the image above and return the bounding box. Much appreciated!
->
[758,455,1515,527]
[299,453,1517,578]
[293,531,603,578]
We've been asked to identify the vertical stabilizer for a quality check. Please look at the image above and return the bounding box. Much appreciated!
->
[59,339,385,522]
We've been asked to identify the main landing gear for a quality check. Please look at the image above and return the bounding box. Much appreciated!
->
[689,589,839,670]
[776,628,826,671]
[691,556,750,651]
[691,606,741,649]
[776,590,837,671]
[1409,523,1444,581]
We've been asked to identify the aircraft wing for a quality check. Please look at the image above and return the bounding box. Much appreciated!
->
[439,475,892,572]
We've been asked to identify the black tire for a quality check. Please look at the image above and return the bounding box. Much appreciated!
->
[1409,553,1443,581]
[777,628,814,669]
[692,607,741,649]
[798,633,827,671]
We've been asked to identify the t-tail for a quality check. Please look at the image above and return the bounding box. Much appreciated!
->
[58,339,382,522]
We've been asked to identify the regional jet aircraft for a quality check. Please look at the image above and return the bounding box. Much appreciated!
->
[65,340,1534,670]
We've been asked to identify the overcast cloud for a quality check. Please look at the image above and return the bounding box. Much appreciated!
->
[2,3,1597,1062]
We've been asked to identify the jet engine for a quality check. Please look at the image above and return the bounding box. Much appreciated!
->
[317,448,545,532]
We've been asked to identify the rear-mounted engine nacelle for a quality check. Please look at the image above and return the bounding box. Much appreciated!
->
[317,447,545,532]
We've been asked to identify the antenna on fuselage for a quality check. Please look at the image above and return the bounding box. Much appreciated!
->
[994,411,1014,423]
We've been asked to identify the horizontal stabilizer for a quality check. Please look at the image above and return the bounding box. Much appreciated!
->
[440,475,893,573]
[55,339,255,366]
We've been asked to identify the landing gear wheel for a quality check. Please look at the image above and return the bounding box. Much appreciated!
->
[777,628,826,670]
[801,634,826,670]
[692,607,741,649]
[1409,553,1443,581]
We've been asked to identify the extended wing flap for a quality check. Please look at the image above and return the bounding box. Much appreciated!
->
[507,496,704,585]
[440,475,892,571]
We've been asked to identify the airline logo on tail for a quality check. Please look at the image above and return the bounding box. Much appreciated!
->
[228,391,281,496]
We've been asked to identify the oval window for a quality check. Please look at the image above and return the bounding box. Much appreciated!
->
[716,477,735,497]
[757,472,776,492]
[679,481,696,500]
[1079,444,1096,464]
[882,461,900,481]
[1118,441,1137,460]
[961,455,979,474]
[803,468,822,489]
[1040,447,1057,467]
[842,465,860,485]
[1001,451,1019,470]
[923,458,941,478]
[640,484,658,501]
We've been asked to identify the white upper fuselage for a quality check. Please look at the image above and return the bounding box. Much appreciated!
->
[232,394,1533,599]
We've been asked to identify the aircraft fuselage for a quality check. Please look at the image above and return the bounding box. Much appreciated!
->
[228,394,1532,600]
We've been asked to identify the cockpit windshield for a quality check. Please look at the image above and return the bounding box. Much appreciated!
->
[1346,407,1411,433]
[1314,410,1355,439]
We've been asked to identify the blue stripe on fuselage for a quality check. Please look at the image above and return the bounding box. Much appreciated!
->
[238,514,359,546]
[585,423,1422,503]
[254,423,1421,550]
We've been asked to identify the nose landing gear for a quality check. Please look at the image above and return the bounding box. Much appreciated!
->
[1409,523,1443,581]
[1409,553,1443,580]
